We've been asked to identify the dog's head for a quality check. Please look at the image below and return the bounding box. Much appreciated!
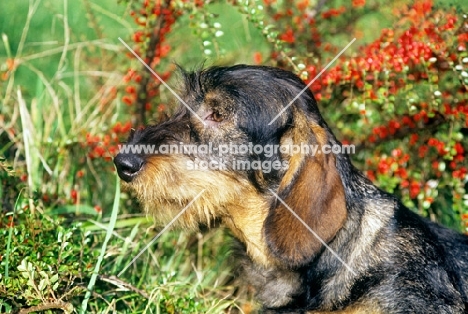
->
[114,65,347,267]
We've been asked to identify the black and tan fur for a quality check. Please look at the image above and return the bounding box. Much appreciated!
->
[114,65,468,313]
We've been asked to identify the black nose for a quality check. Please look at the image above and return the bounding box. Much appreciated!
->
[114,154,145,182]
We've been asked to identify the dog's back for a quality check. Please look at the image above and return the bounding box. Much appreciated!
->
[427,219,468,300]
[373,204,468,313]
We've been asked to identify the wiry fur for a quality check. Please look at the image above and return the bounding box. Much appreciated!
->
[114,65,468,313]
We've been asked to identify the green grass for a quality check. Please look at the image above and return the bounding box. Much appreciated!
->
[0,196,247,313]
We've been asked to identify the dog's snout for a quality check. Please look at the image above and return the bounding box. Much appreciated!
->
[114,154,145,182]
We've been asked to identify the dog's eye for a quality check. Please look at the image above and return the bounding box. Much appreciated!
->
[207,110,223,123]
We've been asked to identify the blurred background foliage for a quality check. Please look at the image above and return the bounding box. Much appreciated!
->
[0,0,467,313]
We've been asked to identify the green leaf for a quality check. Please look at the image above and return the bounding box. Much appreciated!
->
[51,205,98,216]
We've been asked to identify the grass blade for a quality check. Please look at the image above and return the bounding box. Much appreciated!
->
[80,173,120,313]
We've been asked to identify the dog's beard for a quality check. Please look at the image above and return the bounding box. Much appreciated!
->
[122,155,256,230]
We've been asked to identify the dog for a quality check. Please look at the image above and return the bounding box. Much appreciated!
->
[114,65,468,313]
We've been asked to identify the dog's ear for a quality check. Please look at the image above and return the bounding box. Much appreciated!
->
[264,110,347,267]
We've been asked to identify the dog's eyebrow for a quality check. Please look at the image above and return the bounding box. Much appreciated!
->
[118,37,206,125]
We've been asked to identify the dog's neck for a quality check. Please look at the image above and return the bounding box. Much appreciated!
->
[220,149,383,271]
[222,195,277,268]
[335,152,386,204]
